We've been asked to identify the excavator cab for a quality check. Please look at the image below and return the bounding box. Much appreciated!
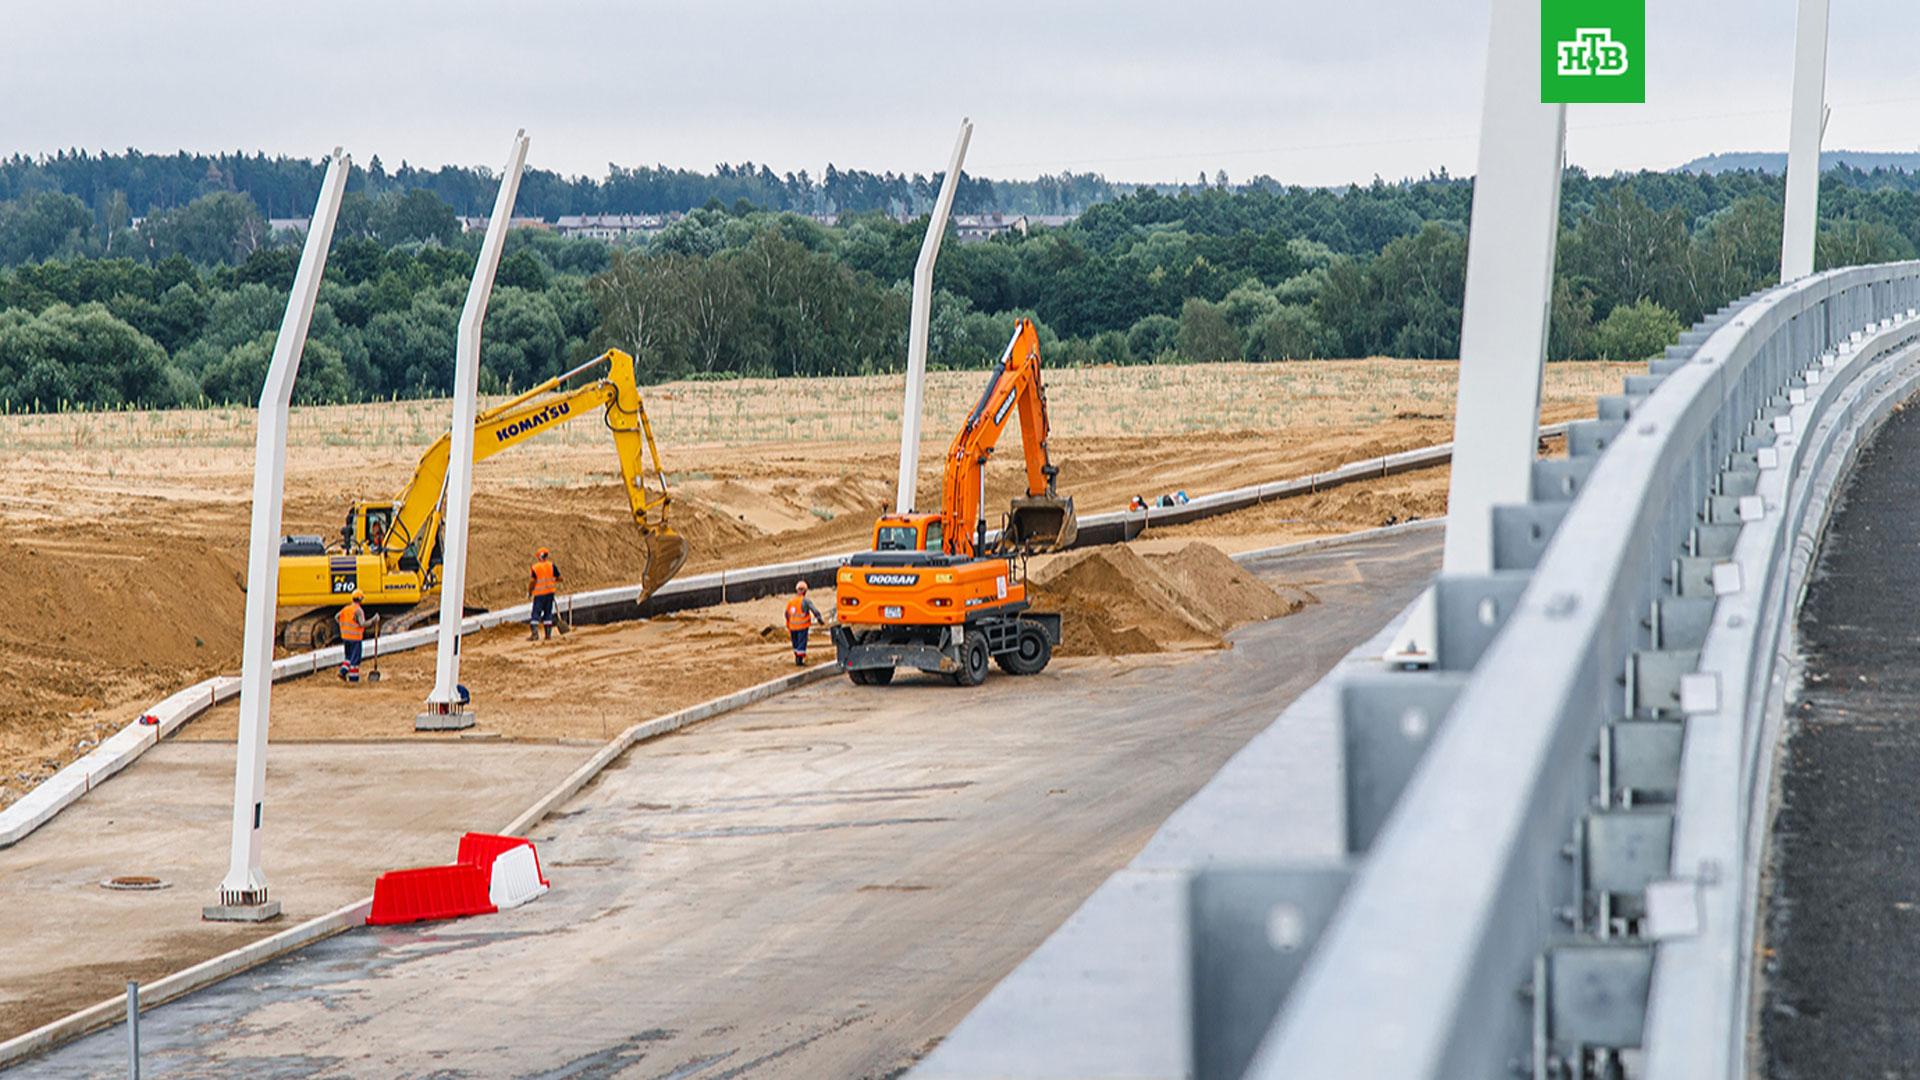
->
[871,514,946,554]
[338,502,398,554]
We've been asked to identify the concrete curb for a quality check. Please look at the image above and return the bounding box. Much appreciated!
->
[500,662,841,837]
[0,897,371,1070]
[0,662,845,1070]
[0,675,238,849]
[1226,516,1446,566]
[0,421,1510,848]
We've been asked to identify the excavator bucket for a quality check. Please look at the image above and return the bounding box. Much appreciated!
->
[637,527,690,602]
[1005,494,1078,552]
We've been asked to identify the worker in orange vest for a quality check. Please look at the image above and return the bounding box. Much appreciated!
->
[529,546,561,640]
[337,590,369,683]
[785,580,825,666]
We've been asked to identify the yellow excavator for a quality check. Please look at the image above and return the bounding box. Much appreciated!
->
[274,349,688,647]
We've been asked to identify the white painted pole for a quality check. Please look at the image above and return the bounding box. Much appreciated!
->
[1781,0,1830,282]
[894,118,973,514]
[1386,0,1565,662]
[210,149,349,916]
[422,130,529,726]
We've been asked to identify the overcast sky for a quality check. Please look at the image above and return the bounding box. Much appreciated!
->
[5,0,1919,186]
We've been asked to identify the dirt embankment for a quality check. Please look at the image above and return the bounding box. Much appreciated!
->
[1030,543,1316,657]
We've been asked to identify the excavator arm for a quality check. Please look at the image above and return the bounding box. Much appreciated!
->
[939,319,1076,557]
[381,349,687,599]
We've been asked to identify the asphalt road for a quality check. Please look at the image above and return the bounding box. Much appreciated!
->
[1760,403,1920,1077]
[15,527,1439,1080]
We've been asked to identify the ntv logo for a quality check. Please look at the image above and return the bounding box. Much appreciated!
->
[1556,28,1629,77]
[1542,1,1642,102]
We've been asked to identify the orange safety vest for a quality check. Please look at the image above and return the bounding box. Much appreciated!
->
[337,602,365,642]
[785,597,815,632]
[531,559,558,597]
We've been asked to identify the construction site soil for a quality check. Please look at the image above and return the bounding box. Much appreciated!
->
[1031,543,1314,656]
[0,360,1631,806]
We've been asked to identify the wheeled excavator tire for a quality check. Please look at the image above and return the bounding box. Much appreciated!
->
[950,631,991,687]
[994,625,1053,676]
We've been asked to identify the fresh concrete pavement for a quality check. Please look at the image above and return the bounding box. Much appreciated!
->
[7,528,1438,1078]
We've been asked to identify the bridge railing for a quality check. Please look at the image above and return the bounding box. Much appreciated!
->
[915,261,1920,1080]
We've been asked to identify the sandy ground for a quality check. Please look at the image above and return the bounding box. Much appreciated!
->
[0,360,1631,806]
[176,594,832,744]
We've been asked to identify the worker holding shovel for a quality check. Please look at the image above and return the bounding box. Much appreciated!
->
[337,591,368,683]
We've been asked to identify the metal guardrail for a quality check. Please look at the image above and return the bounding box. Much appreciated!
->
[916,262,1920,1080]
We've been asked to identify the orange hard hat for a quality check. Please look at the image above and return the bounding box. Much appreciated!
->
[352,590,364,601]
[795,580,808,592]
[537,547,550,558]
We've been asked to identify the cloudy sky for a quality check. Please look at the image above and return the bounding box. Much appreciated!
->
[5,0,1918,185]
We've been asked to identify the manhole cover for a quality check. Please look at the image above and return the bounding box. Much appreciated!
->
[100,875,171,891]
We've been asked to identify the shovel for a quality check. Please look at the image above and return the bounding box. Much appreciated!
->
[559,595,575,636]
[366,616,384,683]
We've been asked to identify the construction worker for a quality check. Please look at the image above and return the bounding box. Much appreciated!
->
[529,546,561,640]
[337,590,368,683]
[785,580,825,666]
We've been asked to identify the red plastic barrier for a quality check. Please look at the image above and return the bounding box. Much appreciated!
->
[458,832,549,887]
[368,863,495,926]
[367,832,545,926]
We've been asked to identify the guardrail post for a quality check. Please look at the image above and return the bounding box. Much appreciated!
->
[208,148,349,922]
[894,118,973,514]
[1780,0,1830,282]
[419,130,530,731]
[125,980,138,1079]
[1386,0,1566,663]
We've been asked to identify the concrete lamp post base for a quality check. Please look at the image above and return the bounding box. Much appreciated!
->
[203,900,283,923]
[415,704,476,732]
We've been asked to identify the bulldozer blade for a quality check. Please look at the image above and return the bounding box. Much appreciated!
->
[638,528,690,602]
[1006,494,1078,552]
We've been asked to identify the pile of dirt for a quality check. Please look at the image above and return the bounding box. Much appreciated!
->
[1029,542,1314,657]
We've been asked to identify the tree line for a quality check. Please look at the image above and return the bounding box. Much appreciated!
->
[0,149,1131,221]
[1,164,1916,412]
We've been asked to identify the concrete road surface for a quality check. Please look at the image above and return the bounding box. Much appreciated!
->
[0,741,591,1040]
[14,528,1438,1079]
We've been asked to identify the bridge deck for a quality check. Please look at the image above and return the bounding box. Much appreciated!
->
[1761,395,1920,1075]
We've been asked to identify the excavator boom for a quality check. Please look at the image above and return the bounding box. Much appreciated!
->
[379,349,684,594]
[939,319,1076,556]
[275,349,686,643]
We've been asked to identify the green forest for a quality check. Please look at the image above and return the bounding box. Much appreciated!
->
[3,151,1920,412]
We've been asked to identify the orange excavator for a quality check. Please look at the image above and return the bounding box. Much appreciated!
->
[832,318,1077,686]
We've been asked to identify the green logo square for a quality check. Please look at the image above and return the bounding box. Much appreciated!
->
[1542,0,1645,103]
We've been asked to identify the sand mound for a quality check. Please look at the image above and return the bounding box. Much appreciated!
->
[1029,542,1314,657]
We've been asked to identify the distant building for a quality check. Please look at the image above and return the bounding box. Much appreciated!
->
[952,212,1079,243]
[552,213,672,241]
[457,215,551,234]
